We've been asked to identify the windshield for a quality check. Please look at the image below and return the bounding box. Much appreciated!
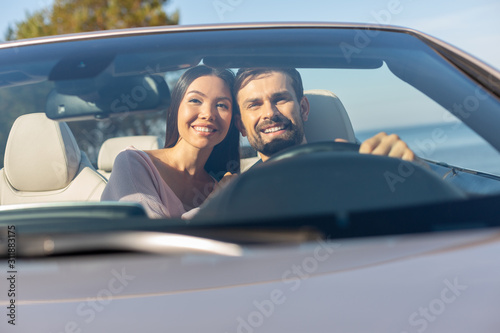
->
[2,26,500,233]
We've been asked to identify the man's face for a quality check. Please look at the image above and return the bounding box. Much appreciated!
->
[236,71,309,161]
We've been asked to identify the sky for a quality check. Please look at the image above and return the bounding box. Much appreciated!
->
[1,0,499,70]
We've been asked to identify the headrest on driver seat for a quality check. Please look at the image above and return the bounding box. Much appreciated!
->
[304,89,357,143]
[4,113,81,191]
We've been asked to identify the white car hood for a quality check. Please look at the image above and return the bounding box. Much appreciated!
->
[3,228,500,332]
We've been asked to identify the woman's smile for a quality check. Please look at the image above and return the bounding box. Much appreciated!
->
[192,124,218,136]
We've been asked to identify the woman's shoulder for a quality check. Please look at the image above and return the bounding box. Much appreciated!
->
[116,146,152,160]
[110,147,166,187]
[113,146,158,170]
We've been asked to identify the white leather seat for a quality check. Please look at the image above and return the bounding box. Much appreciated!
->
[0,113,107,205]
[304,89,356,143]
[240,89,356,171]
[97,136,161,179]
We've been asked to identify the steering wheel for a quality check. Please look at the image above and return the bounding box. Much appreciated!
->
[195,139,465,224]
[267,141,361,163]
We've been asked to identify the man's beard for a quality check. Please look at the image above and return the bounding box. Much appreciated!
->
[248,118,305,157]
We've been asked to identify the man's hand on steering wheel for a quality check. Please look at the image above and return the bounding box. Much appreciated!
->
[337,132,416,162]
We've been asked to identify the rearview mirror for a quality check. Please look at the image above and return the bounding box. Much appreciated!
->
[45,74,170,121]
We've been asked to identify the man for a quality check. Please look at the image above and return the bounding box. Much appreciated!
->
[233,67,416,164]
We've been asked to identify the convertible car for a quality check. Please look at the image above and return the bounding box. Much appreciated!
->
[1,23,500,332]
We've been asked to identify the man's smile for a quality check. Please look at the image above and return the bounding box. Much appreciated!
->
[261,124,287,134]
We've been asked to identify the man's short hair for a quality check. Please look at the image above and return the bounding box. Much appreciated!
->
[234,68,304,110]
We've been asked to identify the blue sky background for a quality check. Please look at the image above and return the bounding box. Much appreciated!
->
[1,0,499,70]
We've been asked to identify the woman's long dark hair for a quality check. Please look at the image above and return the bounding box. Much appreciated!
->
[164,65,240,180]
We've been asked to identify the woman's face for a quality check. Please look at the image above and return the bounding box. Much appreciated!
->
[177,75,233,150]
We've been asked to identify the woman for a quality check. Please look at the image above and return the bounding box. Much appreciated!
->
[101,66,240,218]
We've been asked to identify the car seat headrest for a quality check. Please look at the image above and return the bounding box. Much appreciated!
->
[4,113,81,191]
[304,89,356,143]
[97,135,161,172]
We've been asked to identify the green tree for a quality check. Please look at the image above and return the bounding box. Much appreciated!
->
[4,25,15,41]
[7,0,178,40]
